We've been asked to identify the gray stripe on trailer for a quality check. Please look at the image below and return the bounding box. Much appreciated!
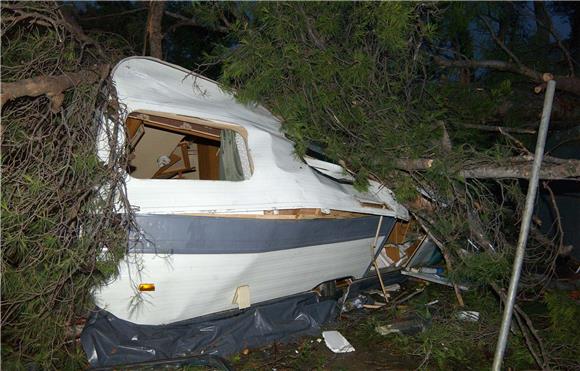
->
[130,214,395,254]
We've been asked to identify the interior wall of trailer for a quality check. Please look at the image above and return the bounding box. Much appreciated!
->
[127,115,221,180]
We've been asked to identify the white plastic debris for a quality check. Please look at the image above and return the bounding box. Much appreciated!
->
[385,283,401,292]
[456,310,480,322]
[322,331,355,353]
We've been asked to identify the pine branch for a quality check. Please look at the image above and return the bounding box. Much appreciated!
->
[394,156,580,180]
[0,65,110,108]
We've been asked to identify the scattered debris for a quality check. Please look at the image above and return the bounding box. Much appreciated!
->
[376,317,430,336]
[342,286,400,312]
[456,311,480,322]
[410,267,445,274]
[402,269,469,291]
[426,300,439,306]
[392,287,425,305]
[322,331,355,353]
[363,303,386,309]
[343,294,368,311]
[384,283,402,292]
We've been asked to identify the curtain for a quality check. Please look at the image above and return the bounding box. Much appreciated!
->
[219,129,245,181]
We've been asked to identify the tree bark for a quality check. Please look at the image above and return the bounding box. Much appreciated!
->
[395,157,580,180]
[0,65,110,108]
[146,1,165,59]
[460,159,580,180]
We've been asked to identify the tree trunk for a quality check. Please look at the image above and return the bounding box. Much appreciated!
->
[146,1,165,59]
[570,7,580,62]
[534,2,552,47]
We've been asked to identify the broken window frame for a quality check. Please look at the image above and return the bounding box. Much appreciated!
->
[125,110,253,181]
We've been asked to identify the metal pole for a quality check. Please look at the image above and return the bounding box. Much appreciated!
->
[492,80,556,370]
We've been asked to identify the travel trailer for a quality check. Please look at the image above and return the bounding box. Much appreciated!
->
[94,57,408,326]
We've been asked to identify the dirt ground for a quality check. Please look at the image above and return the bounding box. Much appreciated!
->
[228,330,421,371]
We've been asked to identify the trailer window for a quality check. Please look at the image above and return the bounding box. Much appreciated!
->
[126,112,251,180]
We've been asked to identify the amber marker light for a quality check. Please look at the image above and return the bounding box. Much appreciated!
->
[138,283,156,292]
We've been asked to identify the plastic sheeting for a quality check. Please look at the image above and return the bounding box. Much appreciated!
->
[81,292,339,368]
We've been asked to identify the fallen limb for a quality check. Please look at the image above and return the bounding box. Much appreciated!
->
[460,158,580,180]
[1,65,110,108]
[491,283,548,369]
[394,157,580,180]
[433,56,580,96]
[412,212,465,307]
[460,123,536,134]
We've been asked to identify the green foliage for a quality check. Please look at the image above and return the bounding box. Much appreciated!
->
[386,286,534,370]
[216,2,445,180]
[1,3,131,369]
[545,291,579,337]
[543,291,580,367]
[450,251,512,287]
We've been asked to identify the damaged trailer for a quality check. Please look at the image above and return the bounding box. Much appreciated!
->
[93,57,409,327]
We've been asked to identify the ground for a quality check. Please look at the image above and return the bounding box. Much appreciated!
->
[226,280,518,371]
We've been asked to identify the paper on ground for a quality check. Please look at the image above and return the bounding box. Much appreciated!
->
[322,330,355,353]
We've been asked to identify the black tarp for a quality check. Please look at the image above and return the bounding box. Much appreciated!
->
[81,292,339,368]
[81,270,406,368]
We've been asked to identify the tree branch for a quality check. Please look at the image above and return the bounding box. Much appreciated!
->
[413,213,465,307]
[164,10,228,33]
[524,2,576,76]
[434,56,542,81]
[299,5,326,50]
[394,156,580,180]
[434,56,580,96]
[460,158,580,180]
[59,6,107,59]
[0,65,110,109]
[480,15,523,67]
[80,7,147,21]
[459,123,536,134]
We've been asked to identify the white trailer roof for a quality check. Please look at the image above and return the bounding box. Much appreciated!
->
[107,57,408,220]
